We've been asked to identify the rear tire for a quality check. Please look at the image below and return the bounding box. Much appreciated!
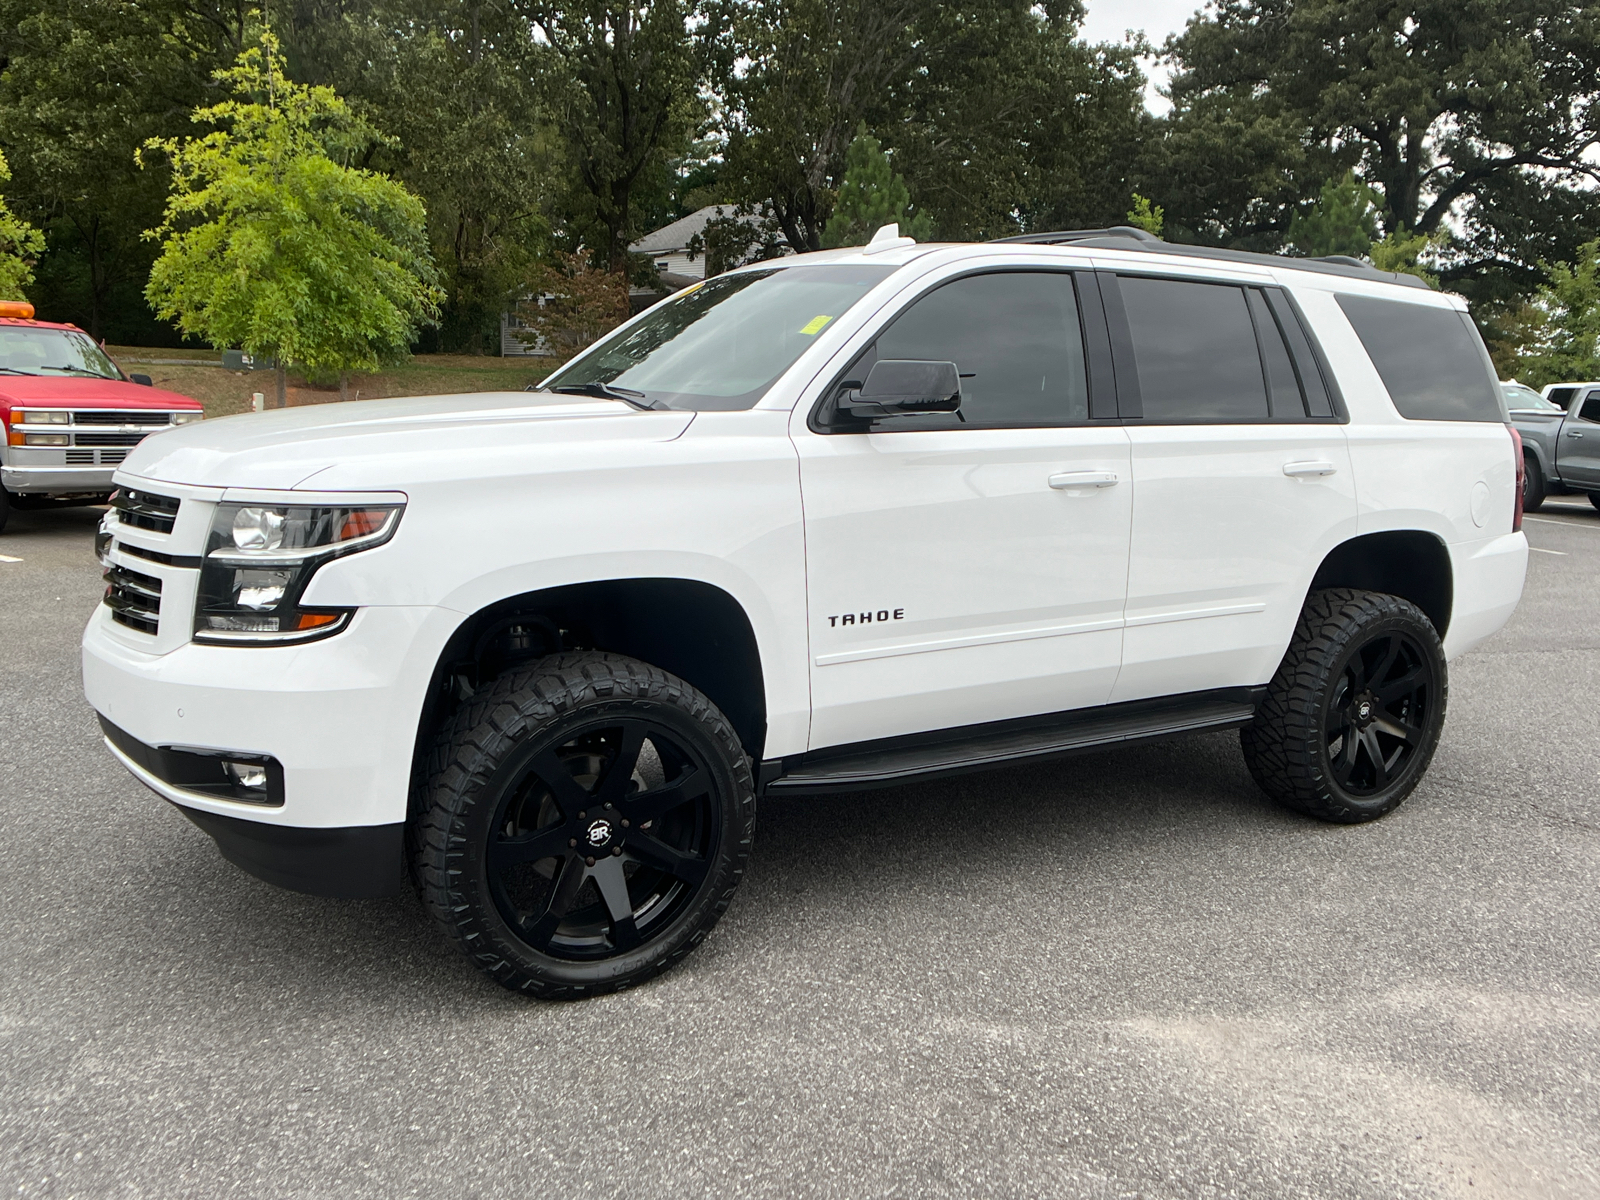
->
[1522,453,1545,512]
[413,651,755,999]
[1588,492,1600,513]
[1241,588,1446,823]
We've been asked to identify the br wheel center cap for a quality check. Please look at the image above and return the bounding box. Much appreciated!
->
[1355,698,1374,723]
[585,819,614,848]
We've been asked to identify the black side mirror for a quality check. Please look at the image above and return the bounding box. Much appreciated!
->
[129,373,153,387]
[840,359,962,419]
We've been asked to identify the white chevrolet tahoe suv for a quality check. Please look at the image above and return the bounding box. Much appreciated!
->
[84,226,1527,998]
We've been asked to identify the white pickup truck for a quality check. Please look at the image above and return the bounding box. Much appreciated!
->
[84,226,1527,998]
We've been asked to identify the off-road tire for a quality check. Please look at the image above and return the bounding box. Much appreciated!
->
[0,487,9,534]
[413,651,755,999]
[1241,588,1446,823]
[1522,452,1545,512]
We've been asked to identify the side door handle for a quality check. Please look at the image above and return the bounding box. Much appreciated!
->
[1048,471,1119,490]
[1283,461,1338,477]
[1566,430,1584,438]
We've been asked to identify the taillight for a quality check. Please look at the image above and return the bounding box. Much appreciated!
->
[1507,423,1524,533]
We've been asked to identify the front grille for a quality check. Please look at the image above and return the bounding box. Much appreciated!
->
[104,564,162,634]
[75,411,172,426]
[114,487,180,533]
[66,450,95,465]
[76,432,149,447]
[100,449,128,464]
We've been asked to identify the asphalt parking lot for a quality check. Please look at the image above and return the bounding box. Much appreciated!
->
[2,501,1598,1199]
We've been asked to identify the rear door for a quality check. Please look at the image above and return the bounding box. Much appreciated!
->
[1100,270,1358,702]
[1555,389,1600,487]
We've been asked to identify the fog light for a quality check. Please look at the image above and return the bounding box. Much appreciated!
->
[224,761,269,790]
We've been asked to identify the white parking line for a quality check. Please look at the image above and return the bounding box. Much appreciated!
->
[0,554,21,563]
[1530,547,1568,555]
[1526,516,1599,529]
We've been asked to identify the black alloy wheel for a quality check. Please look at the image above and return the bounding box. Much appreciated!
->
[1322,629,1436,796]
[1242,588,1447,823]
[484,716,720,960]
[415,652,754,998]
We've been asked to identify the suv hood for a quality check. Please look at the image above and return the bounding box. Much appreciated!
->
[117,390,696,490]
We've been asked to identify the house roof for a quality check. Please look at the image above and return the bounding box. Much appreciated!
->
[630,205,761,256]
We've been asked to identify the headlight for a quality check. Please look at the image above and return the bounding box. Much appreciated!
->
[194,500,403,645]
[18,410,70,425]
[171,411,204,425]
[24,433,70,446]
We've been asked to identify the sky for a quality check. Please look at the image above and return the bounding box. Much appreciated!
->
[1079,0,1212,113]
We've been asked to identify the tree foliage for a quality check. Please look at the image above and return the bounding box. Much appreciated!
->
[142,35,442,401]
[1510,240,1600,387]
[513,249,630,355]
[1155,0,1600,299]
[0,149,45,300]
[1286,172,1378,259]
[821,126,931,248]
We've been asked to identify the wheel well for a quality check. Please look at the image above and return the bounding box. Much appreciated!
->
[411,579,767,800]
[1309,531,1452,638]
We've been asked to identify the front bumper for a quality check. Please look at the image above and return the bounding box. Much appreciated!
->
[2,463,116,494]
[84,601,458,829]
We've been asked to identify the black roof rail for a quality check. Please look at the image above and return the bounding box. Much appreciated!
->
[985,228,1431,289]
[990,226,1161,246]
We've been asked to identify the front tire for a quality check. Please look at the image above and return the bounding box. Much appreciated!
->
[0,488,9,533]
[414,652,754,999]
[1241,589,1446,823]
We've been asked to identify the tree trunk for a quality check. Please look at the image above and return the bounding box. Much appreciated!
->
[338,371,350,403]
[275,362,287,409]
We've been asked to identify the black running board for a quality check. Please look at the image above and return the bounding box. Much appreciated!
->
[761,687,1264,796]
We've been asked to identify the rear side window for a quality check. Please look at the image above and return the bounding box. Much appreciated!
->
[1336,294,1503,422]
[855,271,1089,429]
[1580,392,1600,424]
[1549,387,1578,408]
[1118,276,1269,421]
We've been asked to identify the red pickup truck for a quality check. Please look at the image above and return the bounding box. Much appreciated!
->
[0,302,204,533]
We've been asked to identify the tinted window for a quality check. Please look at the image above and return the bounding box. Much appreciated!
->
[1119,277,1269,421]
[1335,295,1502,422]
[1247,289,1305,417]
[1581,392,1600,424]
[859,272,1088,428]
[1548,387,1577,409]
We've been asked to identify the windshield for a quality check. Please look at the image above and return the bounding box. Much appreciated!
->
[1503,383,1560,412]
[541,264,896,410]
[0,326,122,379]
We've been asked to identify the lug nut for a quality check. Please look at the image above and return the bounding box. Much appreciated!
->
[612,846,622,856]
[569,838,577,848]
[577,810,586,820]
[621,819,630,828]
[585,856,595,867]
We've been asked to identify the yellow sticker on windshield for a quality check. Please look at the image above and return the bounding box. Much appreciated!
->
[799,315,833,335]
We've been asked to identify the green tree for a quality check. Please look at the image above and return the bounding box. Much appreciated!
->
[0,0,250,338]
[1153,0,1600,295]
[1370,230,1445,287]
[514,0,702,273]
[1125,194,1163,237]
[143,35,443,406]
[0,150,46,300]
[711,0,923,252]
[1286,172,1378,259]
[820,126,931,248]
[279,0,556,352]
[1513,240,1600,387]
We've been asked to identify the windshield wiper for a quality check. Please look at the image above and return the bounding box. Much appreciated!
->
[545,382,672,411]
[0,367,37,375]
[40,364,111,377]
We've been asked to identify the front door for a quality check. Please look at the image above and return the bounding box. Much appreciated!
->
[1555,389,1600,487]
[793,269,1133,750]
[1101,271,1359,702]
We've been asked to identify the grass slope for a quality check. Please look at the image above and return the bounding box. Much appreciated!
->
[104,348,563,418]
